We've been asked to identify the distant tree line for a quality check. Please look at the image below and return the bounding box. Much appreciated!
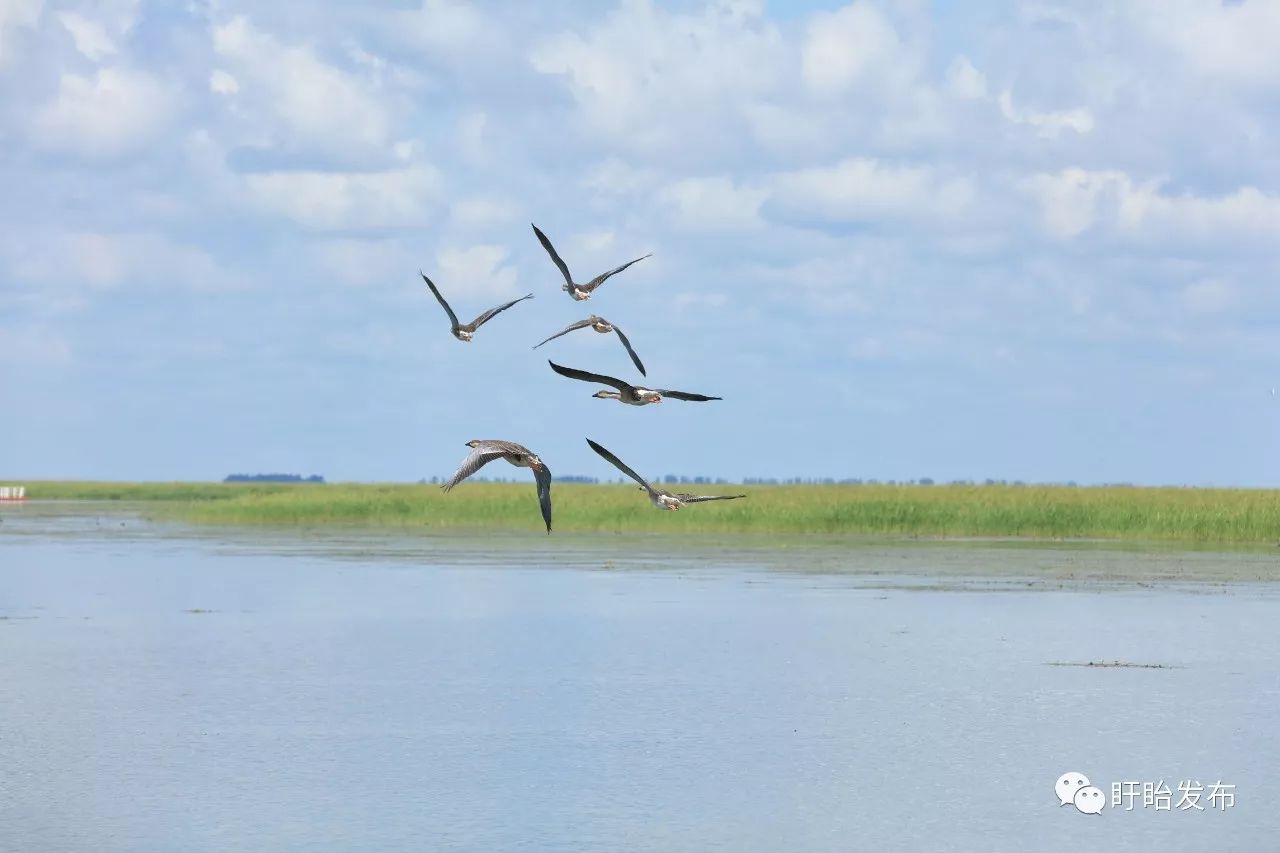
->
[411,475,1100,487]
[224,473,325,483]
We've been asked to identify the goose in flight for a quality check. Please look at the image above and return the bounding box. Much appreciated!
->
[533,315,647,376]
[531,223,651,301]
[442,440,553,533]
[586,438,746,511]
[548,360,720,406]
[421,271,532,342]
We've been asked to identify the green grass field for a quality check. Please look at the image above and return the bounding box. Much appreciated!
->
[20,480,1280,543]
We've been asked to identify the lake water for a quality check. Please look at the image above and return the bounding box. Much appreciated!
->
[2,503,1277,851]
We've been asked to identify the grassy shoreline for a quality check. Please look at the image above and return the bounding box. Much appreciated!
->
[14,480,1280,544]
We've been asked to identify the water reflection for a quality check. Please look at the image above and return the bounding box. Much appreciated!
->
[2,503,1277,851]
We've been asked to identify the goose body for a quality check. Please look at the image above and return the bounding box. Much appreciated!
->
[533,315,647,376]
[586,438,746,510]
[548,361,719,406]
[421,271,532,342]
[531,224,650,302]
[442,439,553,533]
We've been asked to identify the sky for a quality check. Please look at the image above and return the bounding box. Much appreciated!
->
[1,0,1278,486]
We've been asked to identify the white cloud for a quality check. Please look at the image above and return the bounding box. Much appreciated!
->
[535,0,949,159]
[392,139,421,162]
[746,238,905,315]
[0,0,41,63]
[770,158,974,223]
[30,67,175,158]
[312,238,413,287]
[1023,168,1280,244]
[53,2,138,61]
[581,158,660,196]
[739,101,829,155]
[998,90,1094,138]
[6,231,231,291]
[449,195,521,229]
[658,176,767,231]
[390,0,496,55]
[576,230,616,254]
[1130,0,1280,85]
[1020,168,1119,239]
[433,244,519,299]
[212,15,392,157]
[749,2,941,153]
[1122,183,1280,244]
[209,69,238,95]
[58,11,115,59]
[801,1,907,96]
[531,0,783,156]
[945,55,986,100]
[242,165,440,230]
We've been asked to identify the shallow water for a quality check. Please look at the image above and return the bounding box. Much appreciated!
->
[2,503,1277,851]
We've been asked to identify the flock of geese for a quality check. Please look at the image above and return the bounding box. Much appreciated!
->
[425,224,746,532]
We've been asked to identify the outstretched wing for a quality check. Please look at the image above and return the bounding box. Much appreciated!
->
[532,318,594,349]
[421,271,459,330]
[582,254,651,293]
[548,360,631,393]
[656,388,722,402]
[531,223,574,286]
[610,324,646,376]
[533,464,553,534]
[674,493,747,503]
[469,294,533,330]
[586,438,655,493]
[441,449,504,492]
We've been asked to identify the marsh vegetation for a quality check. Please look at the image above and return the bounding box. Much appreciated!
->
[23,481,1280,543]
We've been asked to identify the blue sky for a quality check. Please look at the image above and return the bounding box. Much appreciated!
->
[2,0,1277,486]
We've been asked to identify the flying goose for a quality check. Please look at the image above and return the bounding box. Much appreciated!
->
[421,271,532,342]
[442,440,553,533]
[533,315,646,376]
[548,360,720,405]
[531,223,651,301]
[586,438,746,511]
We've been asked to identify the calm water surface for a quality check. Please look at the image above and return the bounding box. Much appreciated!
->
[2,503,1278,851]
